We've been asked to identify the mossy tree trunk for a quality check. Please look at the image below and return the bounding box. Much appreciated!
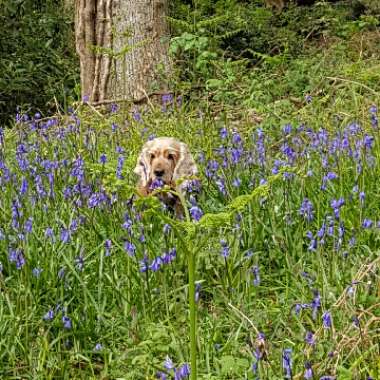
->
[74,0,169,103]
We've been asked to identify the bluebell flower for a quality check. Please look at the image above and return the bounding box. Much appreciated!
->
[60,228,71,244]
[304,361,313,379]
[220,239,230,258]
[322,311,332,328]
[164,356,175,370]
[251,265,260,286]
[62,315,72,329]
[104,239,112,256]
[43,309,54,321]
[124,241,136,256]
[150,257,163,272]
[94,343,103,351]
[282,348,292,379]
[99,154,107,164]
[311,290,321,320]
[189,205,203,222]
[32,267,43,278]
[220,127,228,139]
[305,331,315,346]
[299,198,314,222]
[362,219,373,229]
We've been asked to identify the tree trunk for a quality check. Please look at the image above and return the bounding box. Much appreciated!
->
[74,0,169,103]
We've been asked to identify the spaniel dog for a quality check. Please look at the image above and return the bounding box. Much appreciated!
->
[134,137,198,216]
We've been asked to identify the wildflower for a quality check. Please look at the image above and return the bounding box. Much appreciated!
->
[362,219,373,229]
[24,217,33,234]
[124,241,136,256]
[116,155,125,179]
[220,239,230,258]
[99,154,107,164]
[251,265,260,286]
[330,198,345,219]
[305,94,312,103]
[43,309,54,321]
[305,331,315,346]
[175,363,190,379]
[139,255,149,273]
[150,257,163,272]
[32,267,43,278]
[156,372,168,380]
[62,315,72,329]
[110,102,119,113]
[220,127,228,139]
[60,228,71,244]
[58,267,65,279]
[189,205,203,222]
[104,239,112,256]
[299,198,314,222]
[322,311,332,328]
[311,290,321,320]
[195,283,201,303]
[94,343,103,351]
[9,249,25,269]
[282,348,292,379]
[164,356,175,370]
[20,177,28,195]
[75,253,84,271]
[304,361,313,379]
[163,223,171,234]
[150,178,165,190]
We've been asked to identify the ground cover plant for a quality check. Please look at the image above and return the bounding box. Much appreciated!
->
[0,85,379,379]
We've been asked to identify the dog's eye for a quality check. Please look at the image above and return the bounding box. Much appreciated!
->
[150,153,155,160]
[168,153,174,160]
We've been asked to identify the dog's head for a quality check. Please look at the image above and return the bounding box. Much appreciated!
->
[134,137,197,194]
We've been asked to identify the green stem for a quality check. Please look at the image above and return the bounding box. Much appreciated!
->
[188,247,197,380]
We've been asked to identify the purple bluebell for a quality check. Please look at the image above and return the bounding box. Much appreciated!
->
[220,127,228,139]
[94,343,103,351]
[175,364,190,380]
[32,267,43,278]
[43,309,54,321]
[124,241,136,256]
[299,198,314,222]
[220,239,230,258]
[251,265,260,286]
[304,361,313,379]
[189,205,203,222]
[311,290,321,320]
[150,256,163,272]
[24,218,33,234]
[362,219,373,229]
[282,348,292,379]
[104,239,112,256]
[75,253,84,271]
[62,315,72,329]
[322,311,332,328]
[99,154,107,164]
[60,228,71,244]
[139,256,149,273]
[305,331,315,346]
[116,155,125,179]
[164,356,175,370]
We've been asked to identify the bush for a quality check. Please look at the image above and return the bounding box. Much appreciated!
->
[0,0,79,125]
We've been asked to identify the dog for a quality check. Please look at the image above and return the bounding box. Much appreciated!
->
[134,137,198,217]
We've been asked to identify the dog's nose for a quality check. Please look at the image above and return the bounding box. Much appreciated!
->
[154,169,165,177]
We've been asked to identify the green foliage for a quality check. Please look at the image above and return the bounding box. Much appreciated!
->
[0,0,79,125]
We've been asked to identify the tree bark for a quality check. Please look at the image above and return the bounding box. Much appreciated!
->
[74,0,169,103]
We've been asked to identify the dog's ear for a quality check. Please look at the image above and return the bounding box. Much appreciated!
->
[173,142,198,191]
[134,145,151,187]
